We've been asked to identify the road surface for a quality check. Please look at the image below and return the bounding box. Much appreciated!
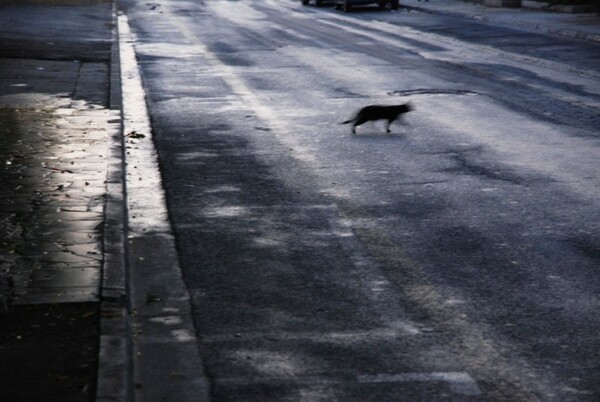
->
[121,1,600,400]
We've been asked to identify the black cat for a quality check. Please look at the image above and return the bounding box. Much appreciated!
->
[342,103,412,134]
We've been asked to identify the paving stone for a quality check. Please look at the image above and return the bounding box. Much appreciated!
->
[0,95,111,306]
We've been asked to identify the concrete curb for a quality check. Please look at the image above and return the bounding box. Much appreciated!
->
[118,9,210,400]
[96,3,211,401]
[96,0,131,401]
[402,4,600,44]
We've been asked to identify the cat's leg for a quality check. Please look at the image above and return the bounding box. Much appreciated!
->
[386,118,397,133]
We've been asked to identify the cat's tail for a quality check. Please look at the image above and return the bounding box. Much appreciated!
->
[341,119,353,125]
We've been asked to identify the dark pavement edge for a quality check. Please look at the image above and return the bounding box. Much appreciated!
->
[402,2,600,44]
[96,1,130,401]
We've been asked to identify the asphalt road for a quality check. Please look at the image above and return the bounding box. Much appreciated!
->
[122,0,600,400]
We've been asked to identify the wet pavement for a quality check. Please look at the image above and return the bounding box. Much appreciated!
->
[0,99,115,305]
[0,3,116,305]
[0,1,117,400]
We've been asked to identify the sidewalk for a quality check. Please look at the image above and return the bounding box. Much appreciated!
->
[0,1,206,401]
[401,0,600,43]
[0,1,121,401]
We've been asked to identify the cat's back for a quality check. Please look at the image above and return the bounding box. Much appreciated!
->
[359,104,388,116]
